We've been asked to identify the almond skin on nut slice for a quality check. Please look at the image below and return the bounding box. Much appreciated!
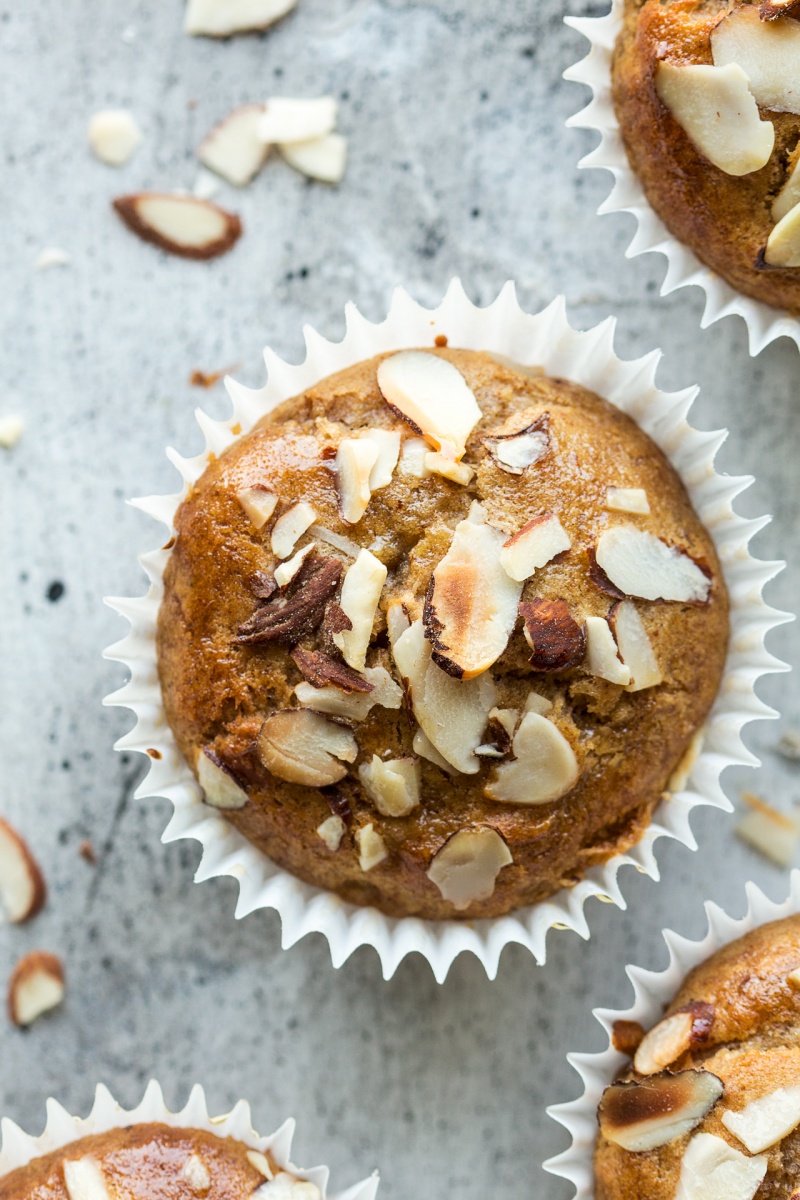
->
[712,4,800,115]
[184,0,298,37]
[584,615,632,686]
[8,951,65,1027]
[499,513,571,583]
[376,351,481,462]
[634,1002,715,1076]
[113,194,242,260]
[598,1070,724,1153]
[257,709,357,787]
[486,711,579,805]
[332,548,387,671]
[594,526,712,604]
[675,1133,767,1200]
[760,0,800,17]
[520,598,586,672]
[294,665,402,722]
[482,415,550,476]
[426,826,513,910]
[237,552,342,646]
[0,817,46,923]
[608,600,663,692]
[423,504,522,679]
[198,104,269,187]
[196,748,249,809]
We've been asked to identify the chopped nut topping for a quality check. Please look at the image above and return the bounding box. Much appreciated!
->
[675,1133,766,1200]
[599,1072,724,1153]
[612,1020,645,1057]
[377,351,481,461]
[482,415,550,475]
[62,1159,109,1200]
[609,600,662,692]
[605,486,650,515]
[722,1084,800,1154]
[336,437,380,525]
[237,552,342,645]
[486,712,578,805]
[423,451,475,486]
[271,501,317,559]
[317,815,346,852]
[274,543,317,589]
[197,748,249,809]
[246,1152,274,1181]
[359,755,420,817]
[238,485,278,530]
[520,598,586,672]
[499,513,571,582]
[355,823,387,871]
[290,646,373,693]
[427,826,513,909]
[258,710,357,787]
[181,1155,211,1193]
[584,615,631,685]
[333,549,387,671]
[294,665,402,721]
[595,526,712,603]
[634,1003,715,1075]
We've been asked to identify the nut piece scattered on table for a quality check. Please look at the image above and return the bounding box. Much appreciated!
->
[88,110,143,166]
[184,0,299,38]
[112,194,242,259]
[0,817,46,923]
[7,951,65,1027]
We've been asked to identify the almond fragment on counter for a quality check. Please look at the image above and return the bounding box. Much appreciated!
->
[499,513,571,583]
[427,826,512,910]
[185,0,298,37]
[359,755,420,818]
[634,1003,715,1076]
[585,616,631,685]
[598,1071,724,1153]
[88,110,142,166]
[377,351,481,462]
[113,193,242,260]
[0,415,24,449]
[271,501,316,559]
[197,748,249,810]
[63,1158,110,1200]
[258,97,337,144]
[8,951,65,1027]
[274,543,316,589]
[35,247,71,270]
[675,1132,766,1200]
[595,526,711,604]
[199,104,269,186]
[258,710,357,787]
[605,487,650,515]
[609,600,662,692]
[0,818,46,923]
[712,5,800,115]
[295,666,402,721]
[280,134,347,184]
[482,416,549,475]
[722,1084,800,1154]
[736,792,800,866]
[486,712,578,805]
[333,549,387,671]
[316,815,346,852]
[355,823,387,872]
[520,598,586,672]
[237,485,278,530]
[336,438,380,525]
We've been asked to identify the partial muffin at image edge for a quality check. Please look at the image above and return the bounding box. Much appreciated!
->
[156,347,729,921]
[612,0,800,311]
[594,914,800,1200]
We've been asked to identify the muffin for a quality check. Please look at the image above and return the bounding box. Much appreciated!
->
[594,914,800,1200]
[613,0,800,311]
[156,347,729,921]
[0,1124,319,1200]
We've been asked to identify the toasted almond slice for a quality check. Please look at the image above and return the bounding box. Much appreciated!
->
[332,549,387,671]
[427,826,512,910]
[524,691,553,716]
[185,0,298,37]
[675,1132,766,1200]
[499,513,571,582]
[764,199,800,268]
[181,1155,211,1193]
[655,63,775,176]
[423,509,523,678]
[377,351,481,461]
[423,452,475,486]
[295,665,402,721]
[412,728,457,773]
[605,487,650,515]
[398,437,432,478]
[600,1073,724,1154]
[634,1003,715,1075]
[359,755,420,818]
[773,158,800,222]
[316,815,346,852]
[609,600,662,692]
[63,1158,110,1200]
[274,542,316,588]
[280,134,347,184]
[355,823,387,872]
[237,485,278,529]
[722,1084,800,1154]
[199,104,269,186]
[393,619,496,774]
[0,818,46,923]
[585,616,632,685]
[363,429,401,490]
[8,951,65,1027]
[196,748,249,809]
[257,710,357,786]
[736,792,800,866]
[336,438,380,525]
[520,598,586,672]
[258,97,337,144]
[712,5,800,114]
[113,193,242,259]
[88,110,142,166]
[761,0,800,17]
[271,501,316,559]
[595,526,711,603]
[482,417,549,475]
[485,711,578,805]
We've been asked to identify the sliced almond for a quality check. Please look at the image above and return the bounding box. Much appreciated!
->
[427,826,513,910]
[599,1071,724,1153]
[764,199,800,268]
[499,513,571,582]
[377,351,481,461]
[271,501,317,559]
[336,438,380,525]
[181,1155,211,1193]
[595,526,711,604]
[609,600,662,692]
[773,158,800,222]
[722,1084,800,1154]
[247,1152,274,1181]
[787,966,800,988]
[309,524,362,559]
[112,193,242,259]
[258,97,337,145]
[482,417,549,475]
[634,1003,715,1076]
[199,104,270,187]
[736,792,800,866]
[386,599,411,645]
[295,665,402,721]
[489,707,519,738]
[412,728,457,773]
[485,711,578,805]
[393,619,496,774]
[0,818,46,923]
[185,0,298,37]
[257,710,357,787]
[605,487,650,515]
[359,755,420,818]
[398,437,432,478]
[333,548,387,671]
[675,1132,766,1200]
[196,748,249,810]
[584,616,631,686]
[88,110,142,166]
[712,5,800,114]
[520,598,586,672]
[355,823,387,872]
[761,0,800,17]
[524,691,553,715]
[63,1158,110,1200]
[423,451,475,486]
[655,63,775,176]
[363,429,401,490]
[317,815,346,852]
[423,507,523,678]
[8,951,65,1027]
[237,485,278,529]
[274,542,316,588]
[281,134,347,184]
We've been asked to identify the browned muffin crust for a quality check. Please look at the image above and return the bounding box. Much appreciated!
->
[613,0,800,311]
[595,916,800,1199]
[157,348,729,920]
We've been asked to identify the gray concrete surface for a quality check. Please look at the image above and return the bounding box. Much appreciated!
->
[1,1,799,1196]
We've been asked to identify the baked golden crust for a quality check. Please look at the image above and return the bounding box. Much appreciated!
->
[613,0,800,311]
[595,916,800,1199]
[156,348,728,920]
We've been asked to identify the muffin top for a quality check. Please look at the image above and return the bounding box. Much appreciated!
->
[0,1124,318,1200]
[156,348,728,920]
[595,915,800,1200]
[613,0,800,310]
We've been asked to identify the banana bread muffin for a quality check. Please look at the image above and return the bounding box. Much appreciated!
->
[156,348,729,920]
[595,915,800,1200]
[613,0,800,310]
[0,1124,319,1200]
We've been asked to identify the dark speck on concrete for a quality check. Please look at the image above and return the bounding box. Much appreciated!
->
[46,580,65,602]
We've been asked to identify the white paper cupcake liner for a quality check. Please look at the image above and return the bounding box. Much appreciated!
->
[564,3,800,356]
[103,278,789,982]
[545,870,800,1198]
[0,1079,378,1200]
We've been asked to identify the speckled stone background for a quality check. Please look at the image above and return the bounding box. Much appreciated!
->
[0,1,798,1196]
